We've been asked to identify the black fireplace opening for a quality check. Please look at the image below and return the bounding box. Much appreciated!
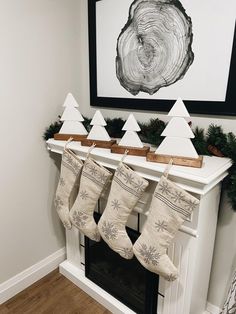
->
[85,213,159,314]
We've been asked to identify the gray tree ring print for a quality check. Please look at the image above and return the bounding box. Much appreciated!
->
[116,0,194,95]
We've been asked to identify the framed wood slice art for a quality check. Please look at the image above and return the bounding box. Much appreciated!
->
[88,0,236,115]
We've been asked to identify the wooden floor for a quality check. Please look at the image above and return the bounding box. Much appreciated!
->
[0,269,111,314]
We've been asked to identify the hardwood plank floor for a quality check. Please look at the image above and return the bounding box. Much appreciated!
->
[0,269,111,314]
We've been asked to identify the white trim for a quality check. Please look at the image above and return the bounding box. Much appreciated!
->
[60,260,136,314]
[0,247,66,304]
[206,302,222,314]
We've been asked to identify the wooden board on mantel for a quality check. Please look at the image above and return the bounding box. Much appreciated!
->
[81,138,116,148]
[111,144,150,157]
[147,152,203,168]
[54,133,87,141]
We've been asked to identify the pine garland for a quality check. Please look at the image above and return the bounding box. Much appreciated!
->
[43,119,236,210]
[43,117,62,141]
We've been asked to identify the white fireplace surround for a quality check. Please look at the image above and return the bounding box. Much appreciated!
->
[47,139,232,314]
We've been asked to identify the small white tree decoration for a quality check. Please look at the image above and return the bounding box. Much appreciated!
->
[111,114,150,156]
[54,93,88,141]
[81,110,116,148]
[119,114,143,148]
[147,98,202,167]
[87,110,111,141]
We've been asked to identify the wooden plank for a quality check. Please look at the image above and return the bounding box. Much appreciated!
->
[81,139,117,148]
[146,152,203,168]
[111,144,150,157]
[0,269,111,314]
[54,133,87,141]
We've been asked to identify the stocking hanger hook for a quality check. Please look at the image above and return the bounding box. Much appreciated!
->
[119,149,129,164]
[64,137,73,151]
[86,143,96,158]
[163,158,173,179]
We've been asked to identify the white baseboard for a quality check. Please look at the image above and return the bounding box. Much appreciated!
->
[0,247,66,304]
[206,302,222,314]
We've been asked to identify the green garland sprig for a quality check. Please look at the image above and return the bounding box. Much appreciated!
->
[43,118,236,210]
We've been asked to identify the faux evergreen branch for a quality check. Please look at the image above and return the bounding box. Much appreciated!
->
[106,118,125,138]
[206,124,227,153]
[139,118,166,146]
[43,117,62,140]
[192,127,209,155]
[83,117,92,132]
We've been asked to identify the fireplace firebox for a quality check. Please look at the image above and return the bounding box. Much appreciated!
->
[85,213,159,314]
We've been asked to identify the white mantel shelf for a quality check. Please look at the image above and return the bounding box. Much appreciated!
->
[46,138,232,195]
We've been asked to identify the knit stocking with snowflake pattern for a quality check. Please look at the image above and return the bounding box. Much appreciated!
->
[69,158,112,241]
[133,175,199,281]
[98,162,149,259]
[54,149,83,229]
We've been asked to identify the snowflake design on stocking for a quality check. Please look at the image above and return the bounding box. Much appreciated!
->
[184,199,198,211]
[122,247,133,259]
[99,172,108,183]
[166,274,177,282]
[138,244,161,265]
[124,173,134,185]
[158,181,171,196]
[134,180,146,193]
[116,166,124,177]
[171,191,185,203]
[80,190,89,200]
[89,165,97,176]
[54,196,63,209]
[111,199,121,211]
[155,220,168,232]
[72,211,88,228]
[101,221,118,240]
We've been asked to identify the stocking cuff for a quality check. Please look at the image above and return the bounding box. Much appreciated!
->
[82,158,112,188]
[61,150,83,176]
[114,162,149,198]
[155,176,199,220]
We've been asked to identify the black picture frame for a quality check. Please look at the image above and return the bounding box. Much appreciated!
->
[88,0,236,116]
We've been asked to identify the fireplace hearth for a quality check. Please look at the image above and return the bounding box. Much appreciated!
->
[85,213,159,314]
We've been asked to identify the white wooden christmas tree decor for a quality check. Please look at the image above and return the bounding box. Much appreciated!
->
[54,93,88,141]
[168,97,190,117]
[81,110,116,148]
[62,93,79,108]
[147,98,203,168]
[111,114,150,156]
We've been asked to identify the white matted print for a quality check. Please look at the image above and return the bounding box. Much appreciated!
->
[88,0,236,115]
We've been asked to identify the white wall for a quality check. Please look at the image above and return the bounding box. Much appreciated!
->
[76,1,236,310]
[0,0,235,310]
[0,0,80,283]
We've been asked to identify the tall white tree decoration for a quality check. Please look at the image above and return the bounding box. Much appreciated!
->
[62,93,78,108]
[81,110,116,148]
[54,93,88,141]
[147,98,202,168]
[111,114,150,156]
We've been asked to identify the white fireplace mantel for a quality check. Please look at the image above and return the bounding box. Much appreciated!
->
[47,138,232,314]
